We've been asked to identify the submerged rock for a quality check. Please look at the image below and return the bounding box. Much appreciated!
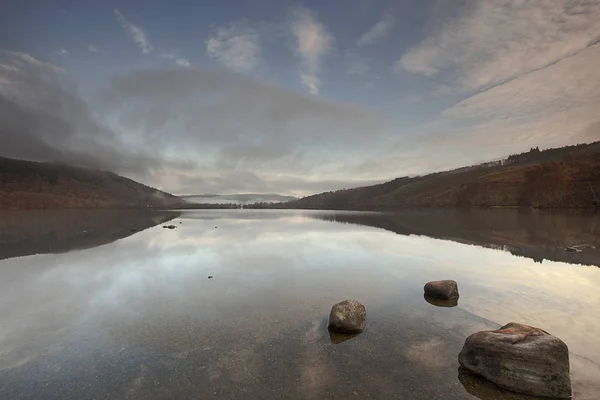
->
[565,246,582,253]
[565,243,595,252]
[328,300,366,334]
[424,280,459,300]
[458,322,571,398]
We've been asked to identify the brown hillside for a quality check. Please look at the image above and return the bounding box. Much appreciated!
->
[0,157,184,209]
[287,142,600,210]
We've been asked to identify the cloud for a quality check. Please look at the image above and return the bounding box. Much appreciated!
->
[88,44,104,54]
[411,42,600,169]
[114,9,153,54]
[176,171,380,197]
[102,68,384,148]
[290,6,333,94]
[206,23,260,72]
[100,68,388,194]
[357,13,394,47]
[162,52,191,68]
[398,0,600,92]
[0,51,187,181]
[0,50,64,73]
[57,48,69,57]
[0,63,19,73]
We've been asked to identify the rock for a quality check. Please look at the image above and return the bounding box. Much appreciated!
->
[208,276,213,279]
[458,322,571,398]
[424,294,458,308]
[565,244,595,252]
[328,300,366,334]
[166,225,177,229]
[424,280,459,300]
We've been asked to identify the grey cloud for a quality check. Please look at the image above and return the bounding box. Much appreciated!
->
[0,52,190,180]
[101,68,387,169]
[399,1,600,92]
[114,9,153,54]
[578,120,600,143]
[357,13,394,47]
[2,52,390,195]
[206,22,260,72]
[98,67,389,194]
[176,171,381,197]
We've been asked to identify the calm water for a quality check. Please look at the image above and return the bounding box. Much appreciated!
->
[0,209,599,399]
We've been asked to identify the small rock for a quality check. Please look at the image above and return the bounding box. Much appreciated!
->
[571,243,595,250]
[424,280,459,300]
[208,276,213,279]
[565,247,582,253]
[328,300,366,334]
[165,225,177,229]
[458,322,571,398]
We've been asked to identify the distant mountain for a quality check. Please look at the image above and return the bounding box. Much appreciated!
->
[180,193,298,205]
[286,142,600,210]
[0,157,184,209]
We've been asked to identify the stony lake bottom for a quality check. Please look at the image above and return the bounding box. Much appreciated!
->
[0,209,599,400]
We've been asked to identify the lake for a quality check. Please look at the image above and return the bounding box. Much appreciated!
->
[0,209,599,399]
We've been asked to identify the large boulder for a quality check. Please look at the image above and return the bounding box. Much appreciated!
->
[424,280,459,300]
[328,300,366,334]
[458,322,571,398]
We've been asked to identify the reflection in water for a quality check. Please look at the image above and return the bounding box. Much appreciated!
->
[0,209,598,399]
[328,331,360,344]
[316,209,600,267]
[457,367,546,400]
[0,209,180,260]
[424,294,459,308]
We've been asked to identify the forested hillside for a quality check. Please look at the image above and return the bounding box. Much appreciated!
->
[286,142,600,210]
[0,157,184,209]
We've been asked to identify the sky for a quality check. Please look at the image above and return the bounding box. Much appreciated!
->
[1,0,599,196]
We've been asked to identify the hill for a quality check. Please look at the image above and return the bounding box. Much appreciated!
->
[180,193,298,205]
[286,142,600,210]
[0,157,184,209]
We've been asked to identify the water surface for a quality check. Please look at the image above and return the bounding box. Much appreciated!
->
[0,209,599,399]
